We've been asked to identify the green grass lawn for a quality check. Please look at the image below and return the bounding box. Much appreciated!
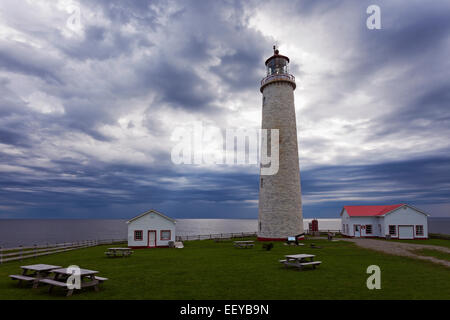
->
[0,238,449,300]
[373,238,450,248]
[412,248,450,261]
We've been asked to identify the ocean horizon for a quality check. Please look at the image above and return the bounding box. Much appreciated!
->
[0,217,449,248]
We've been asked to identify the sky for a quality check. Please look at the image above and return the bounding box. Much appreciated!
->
[0,0,449,219]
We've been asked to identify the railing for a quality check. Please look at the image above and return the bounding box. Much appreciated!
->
[176,232,257,242]
[260,73,296,90]
[0,239,127,264]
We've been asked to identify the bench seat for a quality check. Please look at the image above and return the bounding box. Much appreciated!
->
[10,275,35,282]
[95,276,109,282]
[39,279,69,287]
[299,261,322,266]
[280,260,322,270]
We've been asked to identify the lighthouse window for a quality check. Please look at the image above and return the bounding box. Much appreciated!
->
[260,178,263,188]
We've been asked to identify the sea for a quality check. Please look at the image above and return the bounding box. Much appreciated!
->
[0,218,449,248]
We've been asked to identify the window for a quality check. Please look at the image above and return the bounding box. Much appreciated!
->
[416,225,424,236]
[366,225,373,234]
[134,230,143,241]
[389,225,396,235]
[260,178,263,188]
[355,225,360,232]
[160,230,171,241]
[378,224,382,234]
[259,222,262,232]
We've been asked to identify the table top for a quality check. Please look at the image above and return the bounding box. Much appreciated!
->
[108,247,132,251]
[285,254,315,259]
[20,264,62,271]
[51,268,99,276]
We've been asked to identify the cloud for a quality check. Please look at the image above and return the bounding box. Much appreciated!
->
[0,0,449,218]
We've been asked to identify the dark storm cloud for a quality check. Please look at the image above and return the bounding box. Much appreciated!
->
[56,25,146,61]
[140,59,217,111]
[0,41,62,84]
[0,128,30,147]
[81,0,164,26]
[210,42,266,91]
[300,156,450,217]
[0,0,449,219]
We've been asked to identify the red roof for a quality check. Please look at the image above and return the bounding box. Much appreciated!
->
[343,204,405,217]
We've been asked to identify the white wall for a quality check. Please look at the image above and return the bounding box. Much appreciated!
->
[127,212,176,247]
[341,210,381,237]
[341,206,428,238]
[383,206,428,239]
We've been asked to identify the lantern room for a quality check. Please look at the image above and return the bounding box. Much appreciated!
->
[260,46,296,92]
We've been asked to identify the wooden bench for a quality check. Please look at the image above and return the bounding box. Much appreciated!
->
[39,279,74,296]
[234,243,254,249]
[105,250,133,257]
[299,261,322,269]
[10,275,36,286]
[94,276,109,282]
[279,260,322,270]
[39,279,69,288]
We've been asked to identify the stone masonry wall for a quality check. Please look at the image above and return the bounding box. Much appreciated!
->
[258,81,304,238]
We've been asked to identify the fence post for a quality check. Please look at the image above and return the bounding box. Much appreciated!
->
[34,244,37,258]
[20,245,23,261]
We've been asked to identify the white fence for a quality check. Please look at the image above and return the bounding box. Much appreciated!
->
[176,232,257,242]
[0,239,126,264]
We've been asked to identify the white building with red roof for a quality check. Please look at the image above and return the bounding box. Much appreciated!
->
[340,204,428,239]
[127,209,176,248]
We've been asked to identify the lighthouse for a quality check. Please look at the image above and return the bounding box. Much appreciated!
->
[258,46,304,240]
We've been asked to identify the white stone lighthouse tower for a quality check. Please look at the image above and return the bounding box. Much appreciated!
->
[258,46,304,241]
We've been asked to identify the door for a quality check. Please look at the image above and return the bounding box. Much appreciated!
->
[398,226,414,239]
[354,225,361,237]
[148,230,157,247]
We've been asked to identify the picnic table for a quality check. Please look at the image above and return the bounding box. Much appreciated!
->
[233,241,255,249]
[279,254,322,270]
[105,247,133,258]
[10,264,62,288]
[39,268,107,297]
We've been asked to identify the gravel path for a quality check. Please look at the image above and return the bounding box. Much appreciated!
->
[342,238,450,267]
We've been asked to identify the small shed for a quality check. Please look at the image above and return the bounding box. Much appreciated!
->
[340,204,428,240]
[127,209,176,248]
